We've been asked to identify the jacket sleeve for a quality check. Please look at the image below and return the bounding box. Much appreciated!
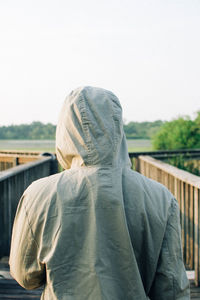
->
[148,198,190,300]
[9,195,46,290]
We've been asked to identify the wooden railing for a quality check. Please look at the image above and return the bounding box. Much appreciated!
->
[133,155,200,286]
[0,150,44,172]
[0,149,199,285]
[0,150,41,155]
[0,154,58,258]
[0,154,40,171]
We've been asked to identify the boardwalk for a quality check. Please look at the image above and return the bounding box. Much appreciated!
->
[0,261,42,299]
[0,262,200,299]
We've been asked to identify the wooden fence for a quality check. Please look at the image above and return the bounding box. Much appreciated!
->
[132,155,200,286]
[0,149,200,285]
[0,154,40,171]
[0,150,41,155]
[0,155,58,258]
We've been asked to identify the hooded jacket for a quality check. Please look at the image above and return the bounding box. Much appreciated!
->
[9,86,190,299]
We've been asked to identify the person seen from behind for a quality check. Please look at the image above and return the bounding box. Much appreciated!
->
[9,86,190,299]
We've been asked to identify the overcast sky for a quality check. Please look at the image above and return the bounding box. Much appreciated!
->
[0,0,200,125]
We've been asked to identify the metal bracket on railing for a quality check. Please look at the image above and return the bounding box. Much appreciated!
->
[40,152,58,174]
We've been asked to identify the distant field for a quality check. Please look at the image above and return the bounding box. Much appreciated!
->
[0,139,152,152]
[127,139,152,152]
[0,140,55,152]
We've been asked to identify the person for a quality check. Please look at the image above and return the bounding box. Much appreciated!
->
[9,86,190,299]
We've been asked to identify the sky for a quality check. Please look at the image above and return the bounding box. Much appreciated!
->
[0,0,200,125]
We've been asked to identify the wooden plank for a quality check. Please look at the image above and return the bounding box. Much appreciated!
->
[0,155,40,171]
[0,150,42,156]
[0,156,39,163]
[0,279,200,299]
[189,185,194,270]
[174,177,178,203]
[181,181,186,262]
[134,157,140,172]
[18,157,40,164]
[0,280,42,299]
[0,157,51,181]
[0,157,15,163]
[138,156,200,189]
[137,155,200,286]
[185,183,190,267]
[129,149,200,159]
[194,187,200,286]
[157,167,162,184]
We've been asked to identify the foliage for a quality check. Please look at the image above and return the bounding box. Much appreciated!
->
[0,120,164,140]
[163,155,200,176]
[0,122,56,140]
[123,120,164,139]
[152,112,200,150]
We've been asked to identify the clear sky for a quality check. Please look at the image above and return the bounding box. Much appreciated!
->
[0,0,200,125]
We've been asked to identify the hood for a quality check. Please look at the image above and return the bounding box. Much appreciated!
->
[56,86,131,169]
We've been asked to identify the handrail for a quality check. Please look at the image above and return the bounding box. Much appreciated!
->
[139,155,200,189]
[0,156,51,181]
[136,155,200,286]
[0,155,58,258]
[0,149,42,155]
[129,149,200,158]
[1,149,200,286]
[0,152,42,171]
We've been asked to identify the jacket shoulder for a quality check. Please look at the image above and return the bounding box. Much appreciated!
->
[123,168,176,221]
[22,169,77,214]
[24,169,77,196]
[125,168,173,197]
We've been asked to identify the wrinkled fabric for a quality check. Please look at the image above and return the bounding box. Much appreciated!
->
[9,86,190,299]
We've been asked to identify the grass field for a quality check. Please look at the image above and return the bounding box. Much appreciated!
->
[0,140,55,152]
[127,139,152,152]
[0,139,152,153]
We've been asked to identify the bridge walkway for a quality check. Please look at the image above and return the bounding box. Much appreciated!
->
[0,262,199,299]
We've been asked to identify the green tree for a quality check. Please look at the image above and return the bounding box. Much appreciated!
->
[152,113,200,150]
[124,120,164,139]
[0,122,56,140]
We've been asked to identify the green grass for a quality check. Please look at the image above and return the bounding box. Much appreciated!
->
[0,139,152,153]
[127,139,152,152]
[0,140,55,152]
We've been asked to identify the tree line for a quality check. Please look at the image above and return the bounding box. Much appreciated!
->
[0,122,56,140]
[153,112,200,150]
[0,112,199,151]
[124,120,164,139]
[0,120,164,140]
[152,112,200,176]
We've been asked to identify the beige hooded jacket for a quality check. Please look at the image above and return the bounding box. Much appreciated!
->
[9,86,190,299]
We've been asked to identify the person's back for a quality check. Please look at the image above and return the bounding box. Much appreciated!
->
[9,86,190,299]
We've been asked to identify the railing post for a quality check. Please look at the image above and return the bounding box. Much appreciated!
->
[181,181,186,262]
[135,157,140,172]
[189,185,194,270]
[0,156,57,258]
[135,155,200,285]
[13,157,19,167]
[185,183,190,268]
[194,187,200,286]
[41,152,58,174]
